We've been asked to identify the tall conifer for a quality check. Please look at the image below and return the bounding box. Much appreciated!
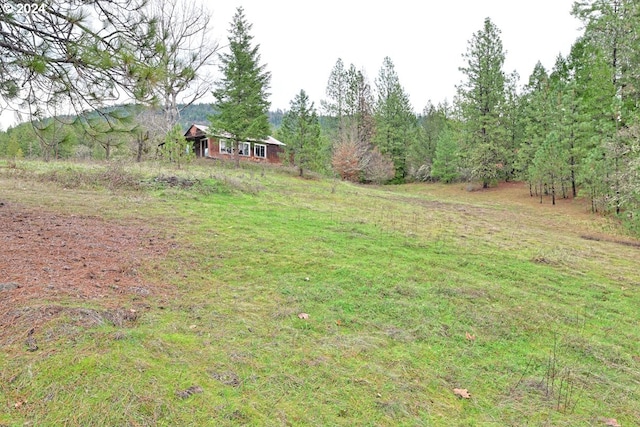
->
[458,18,508,188]
[211,7,271,167]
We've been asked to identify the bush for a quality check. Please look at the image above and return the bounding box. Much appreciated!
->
[332,139,363,182]
[363,147,395,184]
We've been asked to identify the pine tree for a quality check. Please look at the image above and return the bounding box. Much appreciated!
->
[324,61,379,181]
[373,57,417,181]
[502,71,522,181]
[572,0,640,215]
[0,0,155,120]
[569,37,619,212]
[211,6,271,167]
[5,133,23,159]
[548,54,580,199]
[431,127,460,183]
[530,131,570,205]
[344,65,376,146]
[408,101,452,181]
[518,62,554,195]
[279,90,322,177]
[573,0,640,123]
[322,58,348,135]
[457,17,508,188]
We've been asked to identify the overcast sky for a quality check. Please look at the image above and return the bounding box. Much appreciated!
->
[209,0,583,113]
[1,0,583,130]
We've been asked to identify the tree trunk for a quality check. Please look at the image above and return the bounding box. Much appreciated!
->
[539,184,543,204]
[233,139,240,168]
[137,136,143,162]
[570,125,577,197]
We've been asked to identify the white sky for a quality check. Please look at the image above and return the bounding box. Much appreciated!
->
[1,0,582,130]
[208,0,583,113]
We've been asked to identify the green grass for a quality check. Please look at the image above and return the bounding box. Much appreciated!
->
[1,159,639,425]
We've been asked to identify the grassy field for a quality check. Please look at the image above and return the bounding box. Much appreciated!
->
[1,159,639,426]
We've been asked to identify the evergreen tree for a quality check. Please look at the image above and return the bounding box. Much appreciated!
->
[322,60,375,147]
[5,133,23,159]
[502,71,522,181]
[344,65,376,146]
[322,58,348,135]
[279,90,322,177]
[457,17,508,188]
[569,38,620,212]
[572,1,640,215]
[211,6,271,167]
[573,0,640,124]
[408,101,452,181]
[530,131,570,205]
[373,57,417,181]
[0,0,155,120]
[431,127,460,183]
[548,54,580,198]
[160,124,193,167]
[4,123,40,158]
[32,118,74,161]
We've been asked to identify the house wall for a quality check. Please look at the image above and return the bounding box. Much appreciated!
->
[185,126,201,137]
[207,137,284,164]
[184,125,208,157]
[193,138,207,157]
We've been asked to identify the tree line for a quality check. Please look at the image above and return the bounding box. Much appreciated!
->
[1,1,639,229]
[279,0,640,231]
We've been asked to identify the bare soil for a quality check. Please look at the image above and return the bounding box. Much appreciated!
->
[0,201,174,345]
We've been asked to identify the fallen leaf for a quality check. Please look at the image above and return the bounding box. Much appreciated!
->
[465,332,476,341]
[601,418,621,427]
[453,388,471,399]
[298,313,309,320]
[336,319,342,326]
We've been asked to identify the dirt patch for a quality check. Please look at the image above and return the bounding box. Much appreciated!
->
[0,201,175,344]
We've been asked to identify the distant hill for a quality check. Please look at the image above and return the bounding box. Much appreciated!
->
[179,103,285,130]
[0,102,287,136]
[178,103,216,128]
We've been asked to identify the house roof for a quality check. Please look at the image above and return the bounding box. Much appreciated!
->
[183,123,209,138]
[184,123,284,146]
[192,124,209,133]
[259,136,285,146]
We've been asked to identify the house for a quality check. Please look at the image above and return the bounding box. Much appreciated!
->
[183,123,285,164]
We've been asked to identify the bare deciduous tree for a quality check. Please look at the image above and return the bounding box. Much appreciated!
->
[143,0,219,128]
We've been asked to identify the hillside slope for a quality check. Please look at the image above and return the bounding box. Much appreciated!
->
[1,160,638,425]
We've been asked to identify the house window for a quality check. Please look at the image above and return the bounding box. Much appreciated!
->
[238,142,250,156]
[254,143,267,159]
[219,139,232,154]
